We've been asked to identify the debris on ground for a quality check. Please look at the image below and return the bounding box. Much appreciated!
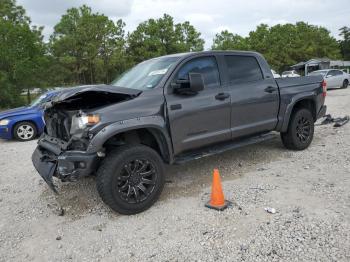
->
[57,207,65,216]
[319,114,349,127]
[264,207,277,214]
[333,116,349,127]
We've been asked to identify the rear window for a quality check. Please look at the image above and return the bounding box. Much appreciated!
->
[309,71,327,76]
[224,55,263,84]
[327,70,343,77]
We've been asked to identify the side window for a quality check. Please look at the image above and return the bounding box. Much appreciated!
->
[224,55,263,84]
[176,57,220,88]
[334,70,343,76]
[327,70,336,77]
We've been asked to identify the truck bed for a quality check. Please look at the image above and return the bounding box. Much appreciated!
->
[276,75,323,89]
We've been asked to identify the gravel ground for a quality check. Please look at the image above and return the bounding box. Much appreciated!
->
[0,88,350,262]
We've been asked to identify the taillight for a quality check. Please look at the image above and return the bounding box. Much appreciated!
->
[322,80,327,97]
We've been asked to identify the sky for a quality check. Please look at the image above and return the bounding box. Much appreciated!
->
[17,0,350,49]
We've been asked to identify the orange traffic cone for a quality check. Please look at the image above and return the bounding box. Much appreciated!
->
[205,169,231,211]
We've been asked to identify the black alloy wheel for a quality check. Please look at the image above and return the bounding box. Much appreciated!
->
[281,108,314,150]
[96,145,165,215]
[117,159,157,204]
[295,116,312,144]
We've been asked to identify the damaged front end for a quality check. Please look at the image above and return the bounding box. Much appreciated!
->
[32,85,141,192]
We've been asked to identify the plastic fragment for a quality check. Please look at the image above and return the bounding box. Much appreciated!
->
[264,207,276,214]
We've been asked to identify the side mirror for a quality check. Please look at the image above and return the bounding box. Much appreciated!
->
[173,73,204,95]
[189,73,204,92]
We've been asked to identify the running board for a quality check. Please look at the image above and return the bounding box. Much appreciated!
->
[174,132,277,164]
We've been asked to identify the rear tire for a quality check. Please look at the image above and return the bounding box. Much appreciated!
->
[281,108,314,150]
[13,121,37,141]
[342,79,348,89]
[96,145,165,215]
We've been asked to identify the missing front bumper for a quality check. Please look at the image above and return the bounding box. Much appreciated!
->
[32,139,99,193]
[32,147,58,193]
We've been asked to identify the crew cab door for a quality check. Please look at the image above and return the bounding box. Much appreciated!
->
[222,55,279,138]
[165,56,231,155]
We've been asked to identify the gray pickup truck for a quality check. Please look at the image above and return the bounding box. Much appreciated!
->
[32,51,327,214]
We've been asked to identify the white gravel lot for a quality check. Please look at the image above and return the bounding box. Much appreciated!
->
[0,88,350,262]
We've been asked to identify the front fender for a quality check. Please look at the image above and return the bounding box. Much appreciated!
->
[86,116,174,161]
[9,113,45,135]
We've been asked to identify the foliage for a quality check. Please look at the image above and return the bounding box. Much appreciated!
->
[0,0,46,107]
[339,26,350,60]
[127,14,204,63]
[49,5,127,85]
[211,30,247,50]
[211,22,341,72]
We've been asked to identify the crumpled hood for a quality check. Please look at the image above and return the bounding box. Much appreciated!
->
[50,84,142,104]
[41,84,144,142]
[0,106,40,120]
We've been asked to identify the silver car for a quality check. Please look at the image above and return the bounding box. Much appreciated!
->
[309,69,349,89]
[281,70,300,78]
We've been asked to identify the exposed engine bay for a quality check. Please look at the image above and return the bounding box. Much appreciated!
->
[42,86,141,151]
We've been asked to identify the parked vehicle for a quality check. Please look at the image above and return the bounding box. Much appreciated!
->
[32,51,327,214]
[271,69,281,78]
[281,70,300,78]
[0,90,59,141]
[309,69,349,89]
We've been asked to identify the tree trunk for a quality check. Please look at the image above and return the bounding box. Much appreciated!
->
[27,88,31,105]
[90,61,94,84]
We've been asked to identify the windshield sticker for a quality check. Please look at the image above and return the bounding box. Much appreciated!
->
[148,68,168,76]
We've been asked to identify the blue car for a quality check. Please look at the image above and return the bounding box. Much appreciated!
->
[0,90,59,141]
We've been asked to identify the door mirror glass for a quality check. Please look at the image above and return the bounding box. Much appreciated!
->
[173,73,204,95]
[189,73,204,92]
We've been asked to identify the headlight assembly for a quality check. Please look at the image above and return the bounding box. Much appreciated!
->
[70,113,100,135]
[0,119,10,126]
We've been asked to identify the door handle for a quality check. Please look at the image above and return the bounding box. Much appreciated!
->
[264,86,277,93]
[170,104,182,110]
[215,93,230,100]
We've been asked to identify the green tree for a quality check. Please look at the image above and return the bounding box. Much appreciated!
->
[211,30,247,50]
[339,26,350,60]
[253,22,341,71]
[50,5,126,85]
[0,0,46,107]
[212,22,341,72]
[127,14,204,63]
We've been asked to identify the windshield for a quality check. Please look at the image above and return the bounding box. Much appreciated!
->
[30,94,49,107]
[309,70,327,76]
[111,56,180,90]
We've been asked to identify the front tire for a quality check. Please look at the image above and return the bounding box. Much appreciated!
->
[96,145,165,215]
[13,121,37,141]
[342,79,348,89]
[281,108,314,150]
